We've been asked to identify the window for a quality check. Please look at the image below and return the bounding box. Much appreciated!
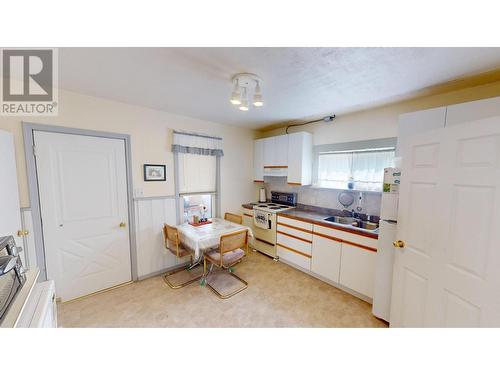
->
[182,194,213,223]
[177,153,217,222]
[317,148,395,191]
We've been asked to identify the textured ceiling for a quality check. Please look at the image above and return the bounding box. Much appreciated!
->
[59,47,500,129]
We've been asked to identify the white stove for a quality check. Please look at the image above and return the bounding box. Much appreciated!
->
[251,202,294,213]
[242,191,297,260]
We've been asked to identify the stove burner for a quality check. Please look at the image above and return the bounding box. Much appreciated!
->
[257,204,269,208]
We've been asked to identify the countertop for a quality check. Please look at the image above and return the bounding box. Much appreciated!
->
[242,202,379,239]
[278,209,379,239]
[1,268,40,328]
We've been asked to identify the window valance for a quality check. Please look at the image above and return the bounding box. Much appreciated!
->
[172,131,224,156]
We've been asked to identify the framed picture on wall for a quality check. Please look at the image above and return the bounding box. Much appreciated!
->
[144,164,166,181]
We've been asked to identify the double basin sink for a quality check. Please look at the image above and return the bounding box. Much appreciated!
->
[323,215,379,231]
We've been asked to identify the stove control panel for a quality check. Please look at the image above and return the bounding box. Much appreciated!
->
[271,191,297,207]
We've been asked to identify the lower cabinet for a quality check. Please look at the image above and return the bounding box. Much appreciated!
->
[311,234,341,283]
[277,244,311,270]
[276,214,378,301]
[339,243,377,298]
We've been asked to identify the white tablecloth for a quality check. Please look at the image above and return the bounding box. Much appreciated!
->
[176,218,253,260]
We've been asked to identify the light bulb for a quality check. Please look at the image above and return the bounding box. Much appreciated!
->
[229,79,241,105]
[230,91,241,105]
[252,81,264,107]
[252,94,263,107]
[239,87,249,111]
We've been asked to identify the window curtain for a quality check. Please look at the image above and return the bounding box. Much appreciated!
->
[317,149,395,191]
[318,153,352,189]
[352,150,395,190]
[172,131,223,194]
[177,153,216,193]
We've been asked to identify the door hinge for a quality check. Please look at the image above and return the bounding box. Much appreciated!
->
[32,145,37,157]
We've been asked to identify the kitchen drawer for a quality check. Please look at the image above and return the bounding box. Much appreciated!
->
[277,244,311,270]
[277,232,312,256]
[277,216,313,232]
[313,223,378,250]
[339,243,376,298]
[277,223,313,241]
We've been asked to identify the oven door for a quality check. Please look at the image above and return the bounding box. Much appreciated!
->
[0,269,22,323]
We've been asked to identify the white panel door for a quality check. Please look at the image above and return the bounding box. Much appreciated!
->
[34,131,132,301]
[0,130,25,266]
[391,116,500,327]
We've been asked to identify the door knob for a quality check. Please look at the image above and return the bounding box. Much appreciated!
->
[119,222,127,228]
[393,240,405,248]
[17,229,29,237]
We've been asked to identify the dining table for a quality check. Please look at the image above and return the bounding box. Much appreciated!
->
[176,217,254,261]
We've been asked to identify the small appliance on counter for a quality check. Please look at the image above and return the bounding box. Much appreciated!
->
[372,167,401,322]
[258,188,266,203]
[0,235,27,325]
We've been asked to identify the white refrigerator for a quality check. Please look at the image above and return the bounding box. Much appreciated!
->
[372,167,400,322]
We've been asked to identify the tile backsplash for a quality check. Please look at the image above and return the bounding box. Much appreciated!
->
[263,176,382,216]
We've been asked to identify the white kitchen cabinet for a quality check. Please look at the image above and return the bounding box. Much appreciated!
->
[311,234,342,283]
[287,132,312,186]
[339,243,376,298]
[274,135,289,166]
[262,135,288,168]
[253,139,264,182]
[263,137,275,167]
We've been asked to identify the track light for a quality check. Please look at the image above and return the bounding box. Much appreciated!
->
[252,81,263,107]
[229,79,241,105]
[230,73,263,112]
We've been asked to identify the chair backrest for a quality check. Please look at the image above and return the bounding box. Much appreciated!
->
[219,229,248,256]
[163,224,180,256]
[224,212,243,225]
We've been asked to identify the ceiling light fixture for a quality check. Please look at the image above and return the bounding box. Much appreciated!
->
[229,73,263,111]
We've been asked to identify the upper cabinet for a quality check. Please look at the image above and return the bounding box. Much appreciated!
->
[274,135,289,167]
[253,138,264,182]
[287,132,312,186]
[253,132,312,185]
[262,135,288,167]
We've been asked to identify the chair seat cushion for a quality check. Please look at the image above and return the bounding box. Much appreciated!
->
[167,245,191,258]
[206,248,245,266]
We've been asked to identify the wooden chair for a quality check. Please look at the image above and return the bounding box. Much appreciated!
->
[224,212,243,224]
[162,224,201,289]
[203,229,249,299]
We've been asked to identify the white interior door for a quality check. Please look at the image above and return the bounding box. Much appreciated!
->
[34,131,132,301]
[0,130,25,266]
[391,116,500,327]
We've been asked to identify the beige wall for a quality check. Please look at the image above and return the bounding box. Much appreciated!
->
[258,81,500,144]
[0,89,256,214]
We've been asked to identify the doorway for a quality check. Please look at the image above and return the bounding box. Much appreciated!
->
[23,123,137,302]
